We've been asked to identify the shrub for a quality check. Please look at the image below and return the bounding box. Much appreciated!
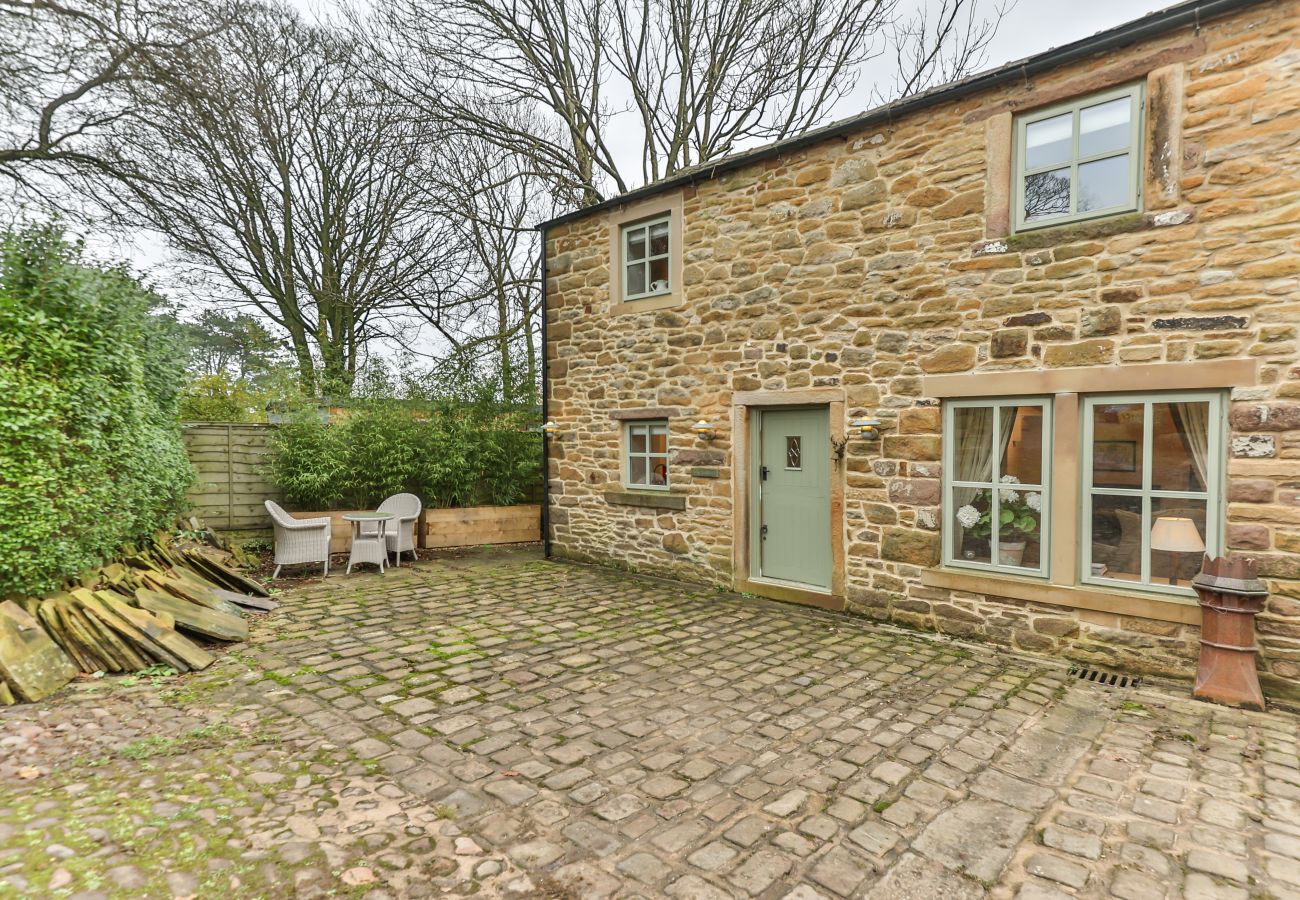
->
[267,398,541,510]
[0,226,193,596]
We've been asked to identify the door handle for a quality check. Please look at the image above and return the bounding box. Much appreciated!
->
[760,466,770,480]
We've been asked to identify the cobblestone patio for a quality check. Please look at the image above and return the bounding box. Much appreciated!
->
[4,548,1300,899]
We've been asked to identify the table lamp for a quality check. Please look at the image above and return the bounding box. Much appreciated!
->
[1150,516,1205,586]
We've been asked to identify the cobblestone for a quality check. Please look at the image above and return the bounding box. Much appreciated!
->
[2,549,1299,897]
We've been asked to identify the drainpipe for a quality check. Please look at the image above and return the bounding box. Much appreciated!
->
[539,223,551,559]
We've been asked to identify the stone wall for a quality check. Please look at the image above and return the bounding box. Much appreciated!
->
[544,2,1300,698]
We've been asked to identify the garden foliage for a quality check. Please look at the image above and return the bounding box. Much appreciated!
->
[267,398,540,510]
[0,227,193,596]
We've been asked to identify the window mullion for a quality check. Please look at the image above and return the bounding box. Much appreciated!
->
[1140,400,1154,585]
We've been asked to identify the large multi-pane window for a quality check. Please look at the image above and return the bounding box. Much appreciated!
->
[942,399,1052,576]
[1082,392,1225,595]
[625,421,670,490]
[622,216,671,300]
[940,391,1226,599]
[1014,84,1143,231]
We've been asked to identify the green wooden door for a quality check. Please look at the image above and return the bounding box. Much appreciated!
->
[756,408,831,589]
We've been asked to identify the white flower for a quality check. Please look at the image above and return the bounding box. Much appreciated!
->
[1025,491,1042,512]
[956,505,981,528]
[1000,474,1021,484]
[999,488,1020,505]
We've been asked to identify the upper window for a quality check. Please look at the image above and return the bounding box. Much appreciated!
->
[626,420,669,490]
[622,216,671,301]
[1014,84,1143,232]
[1083,392,1225,596]
[943,398,1052,576]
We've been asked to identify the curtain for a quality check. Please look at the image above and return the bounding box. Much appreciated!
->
[952,407,1016,554]
[1172,402,1211,490]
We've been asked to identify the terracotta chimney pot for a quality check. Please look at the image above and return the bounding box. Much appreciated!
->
[1192,554,1268,711]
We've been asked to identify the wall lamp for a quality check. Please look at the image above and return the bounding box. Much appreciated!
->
[848,418,882,440]
[690,420,717,441]
[541,420,560,437]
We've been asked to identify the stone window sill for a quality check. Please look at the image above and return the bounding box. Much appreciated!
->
[604,489,686,510]
[973,207,1194,256]
[610,292,683,316]
[921,567,1200,625]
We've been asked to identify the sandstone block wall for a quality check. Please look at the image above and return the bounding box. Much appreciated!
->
[544,2,1300,699]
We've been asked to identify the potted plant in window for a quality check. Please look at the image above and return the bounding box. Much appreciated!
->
[957,476,1042,567]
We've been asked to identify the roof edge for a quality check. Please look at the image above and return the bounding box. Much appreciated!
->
[537,0,1264,232]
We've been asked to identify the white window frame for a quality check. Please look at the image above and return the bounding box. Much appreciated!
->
[1081,391,1226,598]
[942,397,1053,577]
[621,215,672,301]
[624,420,670,491]
[1013,83,1144,233]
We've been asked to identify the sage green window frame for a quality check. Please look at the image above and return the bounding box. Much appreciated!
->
[941,397,1053,578]
[1080,391,1227,598]
[621,215,671,301]
[1013,83,1144,232]
[624,420,670,491]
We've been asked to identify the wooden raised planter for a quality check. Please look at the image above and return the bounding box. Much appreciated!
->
[288,505,539,554]
[421,505,541,549]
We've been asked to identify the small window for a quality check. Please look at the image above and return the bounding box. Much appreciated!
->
[622,216,671,301]
[1014,85,1143,231]
[943,398,1052,576]
[1083,392,1225,595]
[626,420,670,490]
[785,436,802,470]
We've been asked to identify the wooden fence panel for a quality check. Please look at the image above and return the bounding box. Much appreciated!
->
[182,423,281,533]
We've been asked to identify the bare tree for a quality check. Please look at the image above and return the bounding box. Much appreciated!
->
[408,131,554,402]
[111,4,458,394]
[366,0,1007,205]
[0,0,234,208]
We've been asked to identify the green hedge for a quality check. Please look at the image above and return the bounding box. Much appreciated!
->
[268,400,540,510]
[0,227,193,596]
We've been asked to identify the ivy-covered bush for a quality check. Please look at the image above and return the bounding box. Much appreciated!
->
[267,399,540,510]
[0,227,193,596]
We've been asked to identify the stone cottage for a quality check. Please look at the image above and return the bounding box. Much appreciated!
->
[538,0,1300,699]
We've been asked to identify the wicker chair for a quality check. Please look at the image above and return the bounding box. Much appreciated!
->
[265,500,331,579]
[378,493,422,566]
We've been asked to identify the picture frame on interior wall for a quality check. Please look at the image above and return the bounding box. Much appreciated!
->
[1093,440,1137,472]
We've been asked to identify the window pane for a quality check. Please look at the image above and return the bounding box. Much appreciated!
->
[1091,403,1144,489]
[1151,498,1207,588]
[1089,494,1142,583]
[629,427,647,453]
[625,261,647,297]
[626,228,647,261]
[629,456,647,485]
[952,486,991,566]
[1025,112,1072,169]
[649,221,669,256]
[1078,155,1129,212]
[952,407,993,483]
[1152,401,1210,493]
[1024,168,1071,221]
[1079,96,1131,157]
[1000,405,1046,487]
[786,436,802,469]
[650,459,668,486]
[649,426,667,455]
[649,257,669,293]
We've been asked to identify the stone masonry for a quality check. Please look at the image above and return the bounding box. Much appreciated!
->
[543,2,1300,699]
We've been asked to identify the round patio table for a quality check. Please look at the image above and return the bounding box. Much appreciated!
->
[343,512,394,574]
